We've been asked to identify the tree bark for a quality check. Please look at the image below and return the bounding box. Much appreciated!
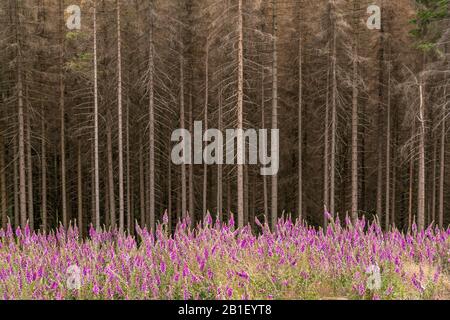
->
[13,0,27,229]
[77,142,83,236]
[188,89,194,225]
[439,85,446,228]
[203,44,209,218]
[116,0,124,232]
[351,1,359,223]
[217,72,223,220]
[260,67,269,220]
[180,48,187,219]
[139,136,146,227]
[385,58,391,230]
[417,78,426,231]
[237,0,245,229]
[106,110,116,229]
[298,19,303,222]
[0,135,7,229]
[271,0,278,229]
[58,0,67,229]
[93,0,100,230]
[26,106,34,230]
[148,8,155,231]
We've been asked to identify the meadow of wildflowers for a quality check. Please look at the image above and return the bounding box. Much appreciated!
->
[0,213,449,300]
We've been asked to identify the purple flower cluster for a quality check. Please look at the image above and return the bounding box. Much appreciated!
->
[0,214,448,300]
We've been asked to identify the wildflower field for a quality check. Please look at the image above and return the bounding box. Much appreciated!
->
[0,214,449,300]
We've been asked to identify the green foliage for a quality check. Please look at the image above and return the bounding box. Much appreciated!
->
[410,0,448,52]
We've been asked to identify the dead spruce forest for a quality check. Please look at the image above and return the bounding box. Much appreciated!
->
[0,0,449,236]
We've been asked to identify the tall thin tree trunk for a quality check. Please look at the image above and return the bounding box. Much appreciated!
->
[431,138,437,224]
[439,86,446,228]
[126,99,131,233]
[180,49,187,219]
[188,89,194,225]
[77,142,83,236]
[14,0,27,229]
[217,74,223,220]
[417,78,426,231]
[105,177,110,228]
[13,136,19,228]
[237,0,245,228]
[330,32,337,217]
[203,44,209,218]
[41,116,47,233]
[93,0,100,230]
[0,135,6,229]
[298,20,303,222]
[26,107,34,230]
[351,1,359,222]
[59,0,67,229]
[168,158,172,225]
[271,0,278,229]
[116,0,124,232]
[408,140,414,231]
[385,59,391,230]
[324,55,330,227]
[227,178,232,220]
[376,17,385,222]
[261,68,269,219]
[244,166,249,224]
[139,137,145,227]
[148,9,155,231]
[391,155,396,228]
[107,111,115,228]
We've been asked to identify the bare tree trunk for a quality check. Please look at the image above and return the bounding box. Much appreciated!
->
[227,178,231,220]
[217,74,223,220]
[58,0,67,229]
[203,44,209,218]
[324,56,330,228]
[116,0,124,233]
[271,0,278,229]
[126,99,131,233]
[40,116,47,233]
[148,10,155,231]
[261,68,269,219]
[431,138,437,224]
[105,177,110,228]
[439,86,446,228]
[298,22,303,222]
[236,0,245,229]
[376,20,384,222]
[26,107,34,230]
[180,50,187,219]
[77,142,83,236]
[168,158,172,225]
[188,89,194,225]
[139,137,145,227]
[385,61,391,230]
[0,135,6,229]
[351,1,359,222]
[13,136,19,228]
[14,0,27,229]
[391,155,396,228]
[244,166,249,224]
[408,141,414,231]
[330,20,337,217]
[417,78,426,231]
[93,0,100,230]
[106,111,116,229]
